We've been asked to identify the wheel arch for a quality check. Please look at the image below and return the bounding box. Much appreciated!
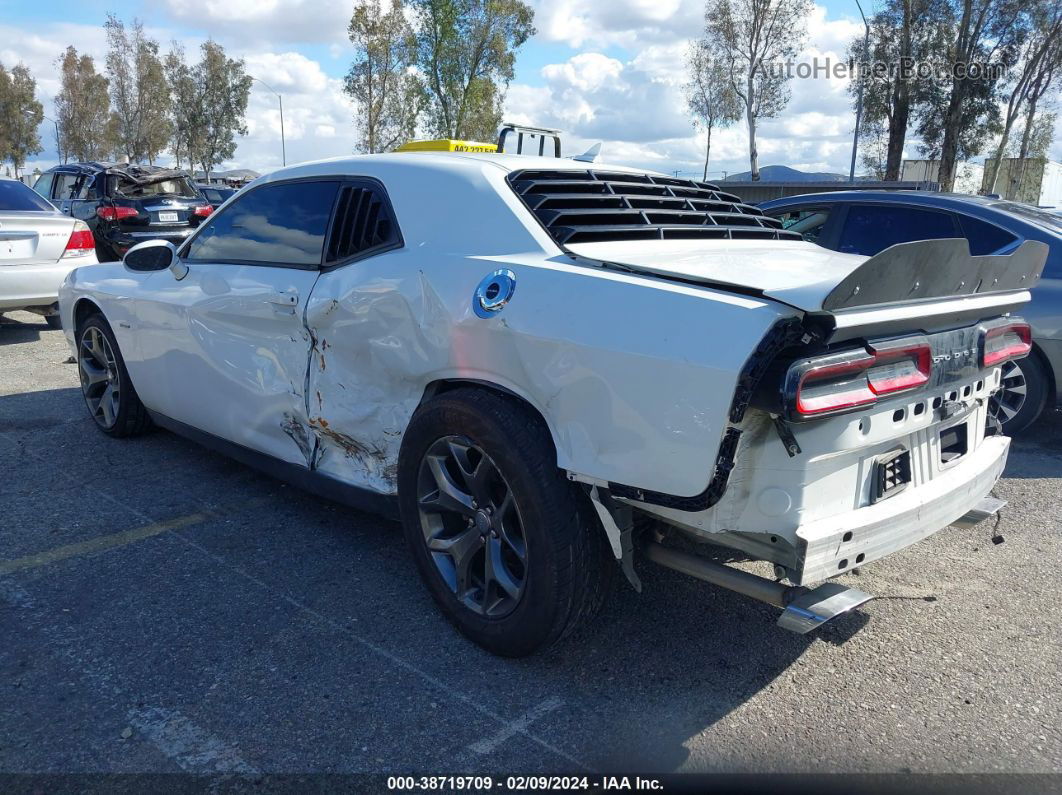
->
[72,297,105,332]
[417,378,568,470]
[1030,342,1057,406]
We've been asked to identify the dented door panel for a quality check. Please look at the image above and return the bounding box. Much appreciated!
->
[304,248,794,498]
[130,263,319,465]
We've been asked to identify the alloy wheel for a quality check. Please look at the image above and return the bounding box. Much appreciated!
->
[416,436,528,617]
[987,359,1027,426]
[78,327,121,429]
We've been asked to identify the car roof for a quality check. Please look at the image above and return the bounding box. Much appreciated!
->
[761,189,1062,238]
[261,151,663,180]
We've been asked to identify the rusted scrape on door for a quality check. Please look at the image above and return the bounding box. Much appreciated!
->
[308,416,398,485]
[281,412,314,465]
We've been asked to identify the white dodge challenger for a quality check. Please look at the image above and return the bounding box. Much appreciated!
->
[58,151,1045,656]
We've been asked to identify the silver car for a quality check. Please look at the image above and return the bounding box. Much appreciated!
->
[0,177,98,328]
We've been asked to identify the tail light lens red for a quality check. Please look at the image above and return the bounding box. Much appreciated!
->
[61,221,95,259]
[982,321,1031,367]
[193,205,213,217]
[96,205,138,222]
[787,337,931,419]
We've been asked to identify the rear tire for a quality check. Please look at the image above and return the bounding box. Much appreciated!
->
[45,314,62,330]
[76,314,152,437]
[398,388,612,657]
[990,354,1049,435]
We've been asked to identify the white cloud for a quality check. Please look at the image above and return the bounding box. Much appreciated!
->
[156,0,352,46]
[529,0,702,49]
[503,4,901,178]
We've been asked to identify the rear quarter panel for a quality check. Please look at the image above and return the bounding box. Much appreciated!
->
[305,249,796,497]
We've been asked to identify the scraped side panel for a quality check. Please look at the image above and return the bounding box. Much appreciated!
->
[304,248,795,498]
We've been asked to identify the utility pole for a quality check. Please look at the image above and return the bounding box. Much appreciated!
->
[250,76,287,167]
[849,0,870,183]
[25,110,62,165]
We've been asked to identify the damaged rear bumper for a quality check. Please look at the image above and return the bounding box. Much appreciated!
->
[793,434,1009,584]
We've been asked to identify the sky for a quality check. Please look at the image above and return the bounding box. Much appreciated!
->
[2,0,1059,180]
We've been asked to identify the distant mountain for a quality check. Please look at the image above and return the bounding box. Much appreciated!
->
[722,165,851,182]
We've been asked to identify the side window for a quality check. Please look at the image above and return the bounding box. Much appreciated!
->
[958,216,1018,255]
[185,180,340,267]
[838,205,959,256]
[325,182,403,264]
[774,207,831,244]
[33,172,55,199]
[54,173,82,200]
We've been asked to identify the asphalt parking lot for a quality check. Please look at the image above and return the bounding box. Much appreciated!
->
[2,309,1061,777]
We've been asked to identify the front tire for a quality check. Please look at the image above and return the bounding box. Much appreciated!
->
[989,354,1049,435]
[398,388,611,657]
[76,314,152,437]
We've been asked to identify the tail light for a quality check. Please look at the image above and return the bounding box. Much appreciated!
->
[61,220,95,259]
[193,205,213,217]
[786,337,931,419]
[96,205,138,222]
[982,321,1031,367]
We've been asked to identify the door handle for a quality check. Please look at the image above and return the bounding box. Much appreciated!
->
[266,291,299,308]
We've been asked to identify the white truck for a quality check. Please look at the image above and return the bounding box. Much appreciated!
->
[58,144,1046,656]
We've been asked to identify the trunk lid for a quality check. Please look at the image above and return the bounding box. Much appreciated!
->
[0,211,77,264]
[566,237,1047,329]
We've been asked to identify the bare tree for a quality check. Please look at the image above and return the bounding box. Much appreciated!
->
[929,0,1024,191]
[704,0,811,181]
[985,3,1062,194]
[686,41,742,180]
[345,0,424,153]
[54,47,112,163]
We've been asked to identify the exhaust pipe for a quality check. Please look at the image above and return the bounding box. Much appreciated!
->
[644,540,873,634]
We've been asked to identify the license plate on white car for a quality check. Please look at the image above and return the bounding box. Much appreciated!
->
[158,211,179,223]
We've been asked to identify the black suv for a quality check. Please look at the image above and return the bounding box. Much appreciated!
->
[33,163,214,262]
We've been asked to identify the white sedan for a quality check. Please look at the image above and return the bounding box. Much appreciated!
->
[0,177,97,327]
[58,152,1043,656]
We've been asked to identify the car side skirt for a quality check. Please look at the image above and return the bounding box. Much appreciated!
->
[148,411,401,521]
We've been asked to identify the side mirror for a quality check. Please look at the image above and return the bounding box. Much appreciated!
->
[123,240,187,280]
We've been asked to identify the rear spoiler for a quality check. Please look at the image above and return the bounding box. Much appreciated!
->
[824,238,1047,311]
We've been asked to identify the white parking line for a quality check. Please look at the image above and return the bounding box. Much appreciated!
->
[468,697,564,756]
[3,429,592,772]
[94,488,594,771]
[129,706,259,775]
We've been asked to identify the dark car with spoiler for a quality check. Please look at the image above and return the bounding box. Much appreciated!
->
[33,163,214,262]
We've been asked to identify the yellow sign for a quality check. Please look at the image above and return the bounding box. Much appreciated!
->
[395,139,498,153]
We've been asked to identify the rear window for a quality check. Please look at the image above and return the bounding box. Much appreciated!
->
[958,216,1018,255]
[0,179,56,212]
[114,176,199,199]
[838,205,958,256]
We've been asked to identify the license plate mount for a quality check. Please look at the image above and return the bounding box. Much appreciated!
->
[158,211,179,223]
[940,421,969,465]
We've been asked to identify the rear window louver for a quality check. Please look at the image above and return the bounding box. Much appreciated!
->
[508,169,802,246]
[327,184,397,262]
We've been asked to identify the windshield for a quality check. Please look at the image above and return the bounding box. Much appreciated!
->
[0,179,56,212]
[115,176,199,199]
[987,200,1062,235]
